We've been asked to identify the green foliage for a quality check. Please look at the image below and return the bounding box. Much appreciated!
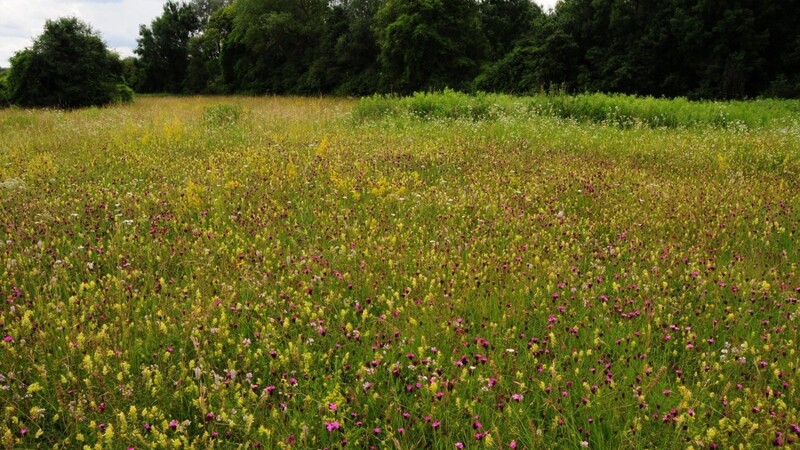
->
[353,91,800,129]
[0,70,9,108]
[478,0,541,61]
[112,83,135,104]
[5,17,127,109]
[203,103,242,128]
[375,0,487,93]
[223,0,329,94]
[116,0,800,99]
[135,1,200,93]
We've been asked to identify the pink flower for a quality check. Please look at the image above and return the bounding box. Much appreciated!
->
[205,412,215,422]
[168,420,178,430]
[511,393,523,402]
[2,336,12,343]
[456,443,465,449]
[325,421,341,432]
[328,403,337,411]
[509,441,517,449]
[432,420,441,429]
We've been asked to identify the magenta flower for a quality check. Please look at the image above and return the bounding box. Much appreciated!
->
[510,441,517,449]
[328,403,337,411]
[168,420,178,430]
[205,412,215,422]
[432,420,441,429]
[2,336,12,343]
[511,393,523,402]
[456,443,465,449]
[325,421,341,432]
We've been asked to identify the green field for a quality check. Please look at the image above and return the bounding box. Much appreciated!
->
[1,95,799,449]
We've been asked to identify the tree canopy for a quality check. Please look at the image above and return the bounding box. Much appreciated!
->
[143,0,799,98]
[6,0,800,105]
[5,17,131,108]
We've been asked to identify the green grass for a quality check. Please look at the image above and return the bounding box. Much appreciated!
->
[0,95,799,449]
[353,90,800,129]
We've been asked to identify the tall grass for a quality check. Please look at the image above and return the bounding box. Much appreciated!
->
[353,90,800,129]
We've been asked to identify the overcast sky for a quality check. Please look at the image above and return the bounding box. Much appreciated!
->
[1,0,560,67]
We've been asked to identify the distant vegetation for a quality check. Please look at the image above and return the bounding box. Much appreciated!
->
[353,90,800,128]
[2,0,799,108]
[2,18,132,109]
[128,0,800,99]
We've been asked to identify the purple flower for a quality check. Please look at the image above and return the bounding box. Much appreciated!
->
[325,421,341,432]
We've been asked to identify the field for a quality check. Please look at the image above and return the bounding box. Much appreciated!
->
[1,94,799,449]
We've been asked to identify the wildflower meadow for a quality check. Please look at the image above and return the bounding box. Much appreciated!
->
[1,94,799,449]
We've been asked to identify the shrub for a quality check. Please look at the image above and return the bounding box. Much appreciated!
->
[0,71,9,108]
[204,103,242,128]
[112,84,135,104]
[6,17,128,109]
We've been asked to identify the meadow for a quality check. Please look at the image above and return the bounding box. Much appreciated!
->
[1,94,799,449]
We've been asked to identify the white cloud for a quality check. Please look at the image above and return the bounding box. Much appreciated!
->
[0,0,166,66]
[536,0,558,11]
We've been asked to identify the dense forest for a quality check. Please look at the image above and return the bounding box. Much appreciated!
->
[126,0,800,99]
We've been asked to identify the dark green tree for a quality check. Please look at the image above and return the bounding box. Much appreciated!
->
[375,0,487,93]
[326,0,383,95]
[135,1,200,93]
[5,17,128,108]
[478,0,541,62]
[185,4,235,93]
[223,0,328,94]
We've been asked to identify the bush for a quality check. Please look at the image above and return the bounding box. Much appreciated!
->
[353,91,800,129]
[6,17,128,109]
[0,71,9,108]
[112,84,135,104]
[204,103,242,128]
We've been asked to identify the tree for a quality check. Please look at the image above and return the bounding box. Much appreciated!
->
[375,0,487,93]
[185,4,235,93]
[0,68,9,107]
[478,0,541,62]
[5,17,128,108]
[135,1,200,93]
[223,0,329,94]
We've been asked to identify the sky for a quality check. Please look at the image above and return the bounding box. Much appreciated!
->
[0,0,560,68]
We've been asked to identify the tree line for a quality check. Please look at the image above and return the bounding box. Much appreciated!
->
[131,0,800,99]
[2,0,799,108]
